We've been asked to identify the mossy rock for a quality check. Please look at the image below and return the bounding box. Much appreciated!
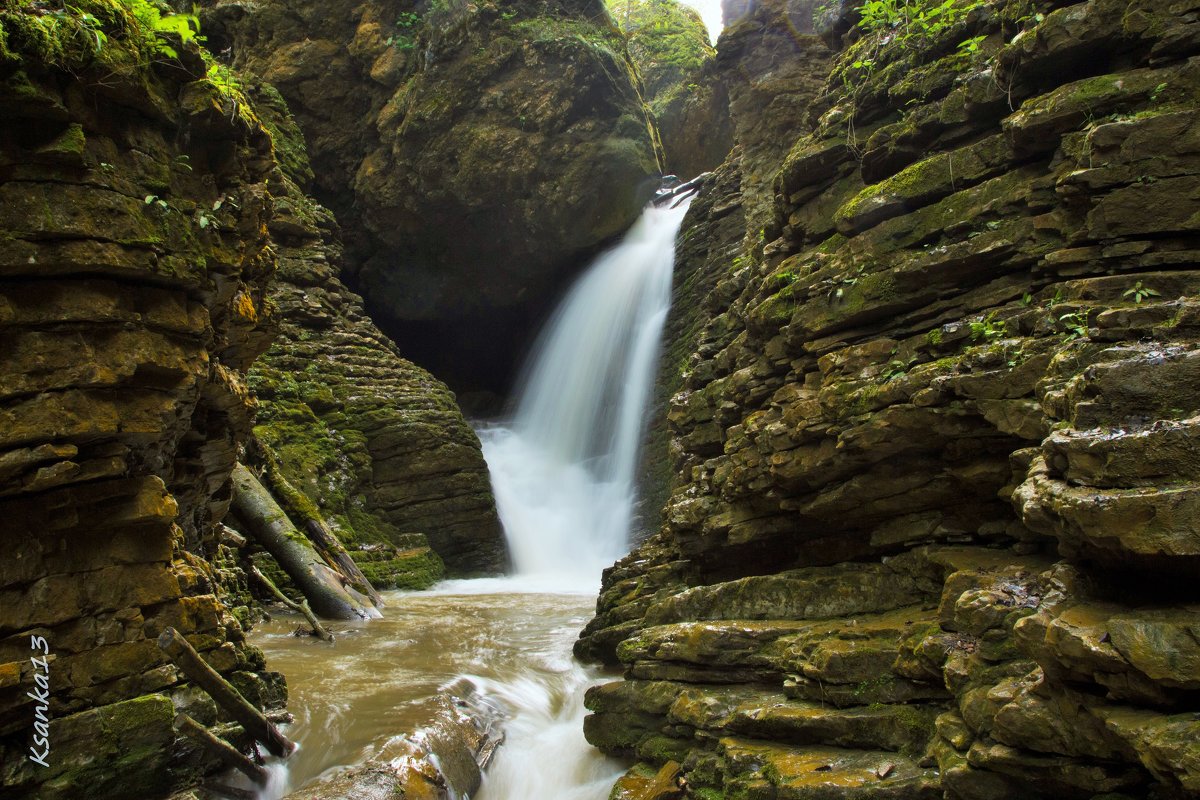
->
[352,541,445,590]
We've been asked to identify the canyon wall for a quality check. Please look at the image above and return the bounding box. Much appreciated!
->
[583,0,1200,798]
[201,0,663,396]
[0,2,508,796]
[244,88,506,574]
[0,4,284,796]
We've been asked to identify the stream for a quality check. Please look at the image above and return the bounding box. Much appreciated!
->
[249,199,691,798]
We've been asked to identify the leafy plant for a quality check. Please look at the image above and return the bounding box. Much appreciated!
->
[1058,311,1089,341]
[123,0,200,60]
[144,194,168,211]
[882,356,917,381]
[385,11,421,49]
[957,33,986,53]
[1122,281,1161,304]
[969,312,1007,342]
[856,0,980,48]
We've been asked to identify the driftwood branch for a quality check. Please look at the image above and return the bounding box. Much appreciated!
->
[231,463,373,620]
[157,626,295,758]
[175,712,269,785]
[306,519,384,608]
[249,564,334,642]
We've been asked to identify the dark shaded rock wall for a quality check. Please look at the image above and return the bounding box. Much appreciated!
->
[201,0,662,394]
[584,0,1200,797]
[246,89,507,574]
[0,3,284,797]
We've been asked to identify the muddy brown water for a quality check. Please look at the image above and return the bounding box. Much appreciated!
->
[246,578,624,799]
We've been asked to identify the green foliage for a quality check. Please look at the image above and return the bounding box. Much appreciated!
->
[121,0,198,59]
[605,0,713,98]
[839,0,982,91]
[1123,280,1161,304]
[957,33,985,53]
[385,11,420,50]
[0,0,198,71]
[856,0,979,47]
[198,49,259,127]
[882,356,917,381]
[969,311,1007,342]
[1058,311,1089,341]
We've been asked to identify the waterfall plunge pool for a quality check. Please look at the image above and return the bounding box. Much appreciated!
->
[248,580,623,799]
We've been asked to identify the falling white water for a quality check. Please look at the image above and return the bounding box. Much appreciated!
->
[470,200,690,800]
[480,200,691,582]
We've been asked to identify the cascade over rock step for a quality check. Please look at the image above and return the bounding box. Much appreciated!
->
[718,738,942,799]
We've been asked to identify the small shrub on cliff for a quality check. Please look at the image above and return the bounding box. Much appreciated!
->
[857,0,979,44]
[838,0,982,91]
[0,0,198,71]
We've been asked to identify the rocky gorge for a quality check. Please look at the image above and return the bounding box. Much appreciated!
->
[0,0,1198,798]
[580,0,1200,798]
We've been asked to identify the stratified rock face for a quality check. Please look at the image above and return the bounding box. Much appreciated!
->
[585,0,1200,797]
[201,0,662,393]
[638,0,829,536]
[0,3,283,797]
[246,91,507,574]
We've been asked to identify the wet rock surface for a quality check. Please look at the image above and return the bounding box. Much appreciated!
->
[201,0,662,393]
[584,0,1200,797]
[282,678,504,800]
[245,93,506,574]
[0,5,285,797]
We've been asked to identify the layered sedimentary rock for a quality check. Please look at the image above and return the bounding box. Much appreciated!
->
[245,89,507,574]
[584,0,1200,797]
[0,3,284,797]
[639,2,830,535]
[201,0,662,394]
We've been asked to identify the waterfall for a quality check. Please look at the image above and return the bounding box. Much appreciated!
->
[246,200,693,800]
[479,200,691,583]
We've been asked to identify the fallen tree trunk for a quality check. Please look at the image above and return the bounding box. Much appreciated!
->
[174,712,269,785]
[231,463,374,621]
[248,564,334,642]
[255,448,384,609]
[652,172,711,208]
[157,627,295,758]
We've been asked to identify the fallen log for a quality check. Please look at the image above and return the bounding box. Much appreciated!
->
[652,171,711,208]
[174,712,269,785]
[231,463,375,621]
[248,564,334,642]
[255,447,384,609]
[157,626,295,758]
